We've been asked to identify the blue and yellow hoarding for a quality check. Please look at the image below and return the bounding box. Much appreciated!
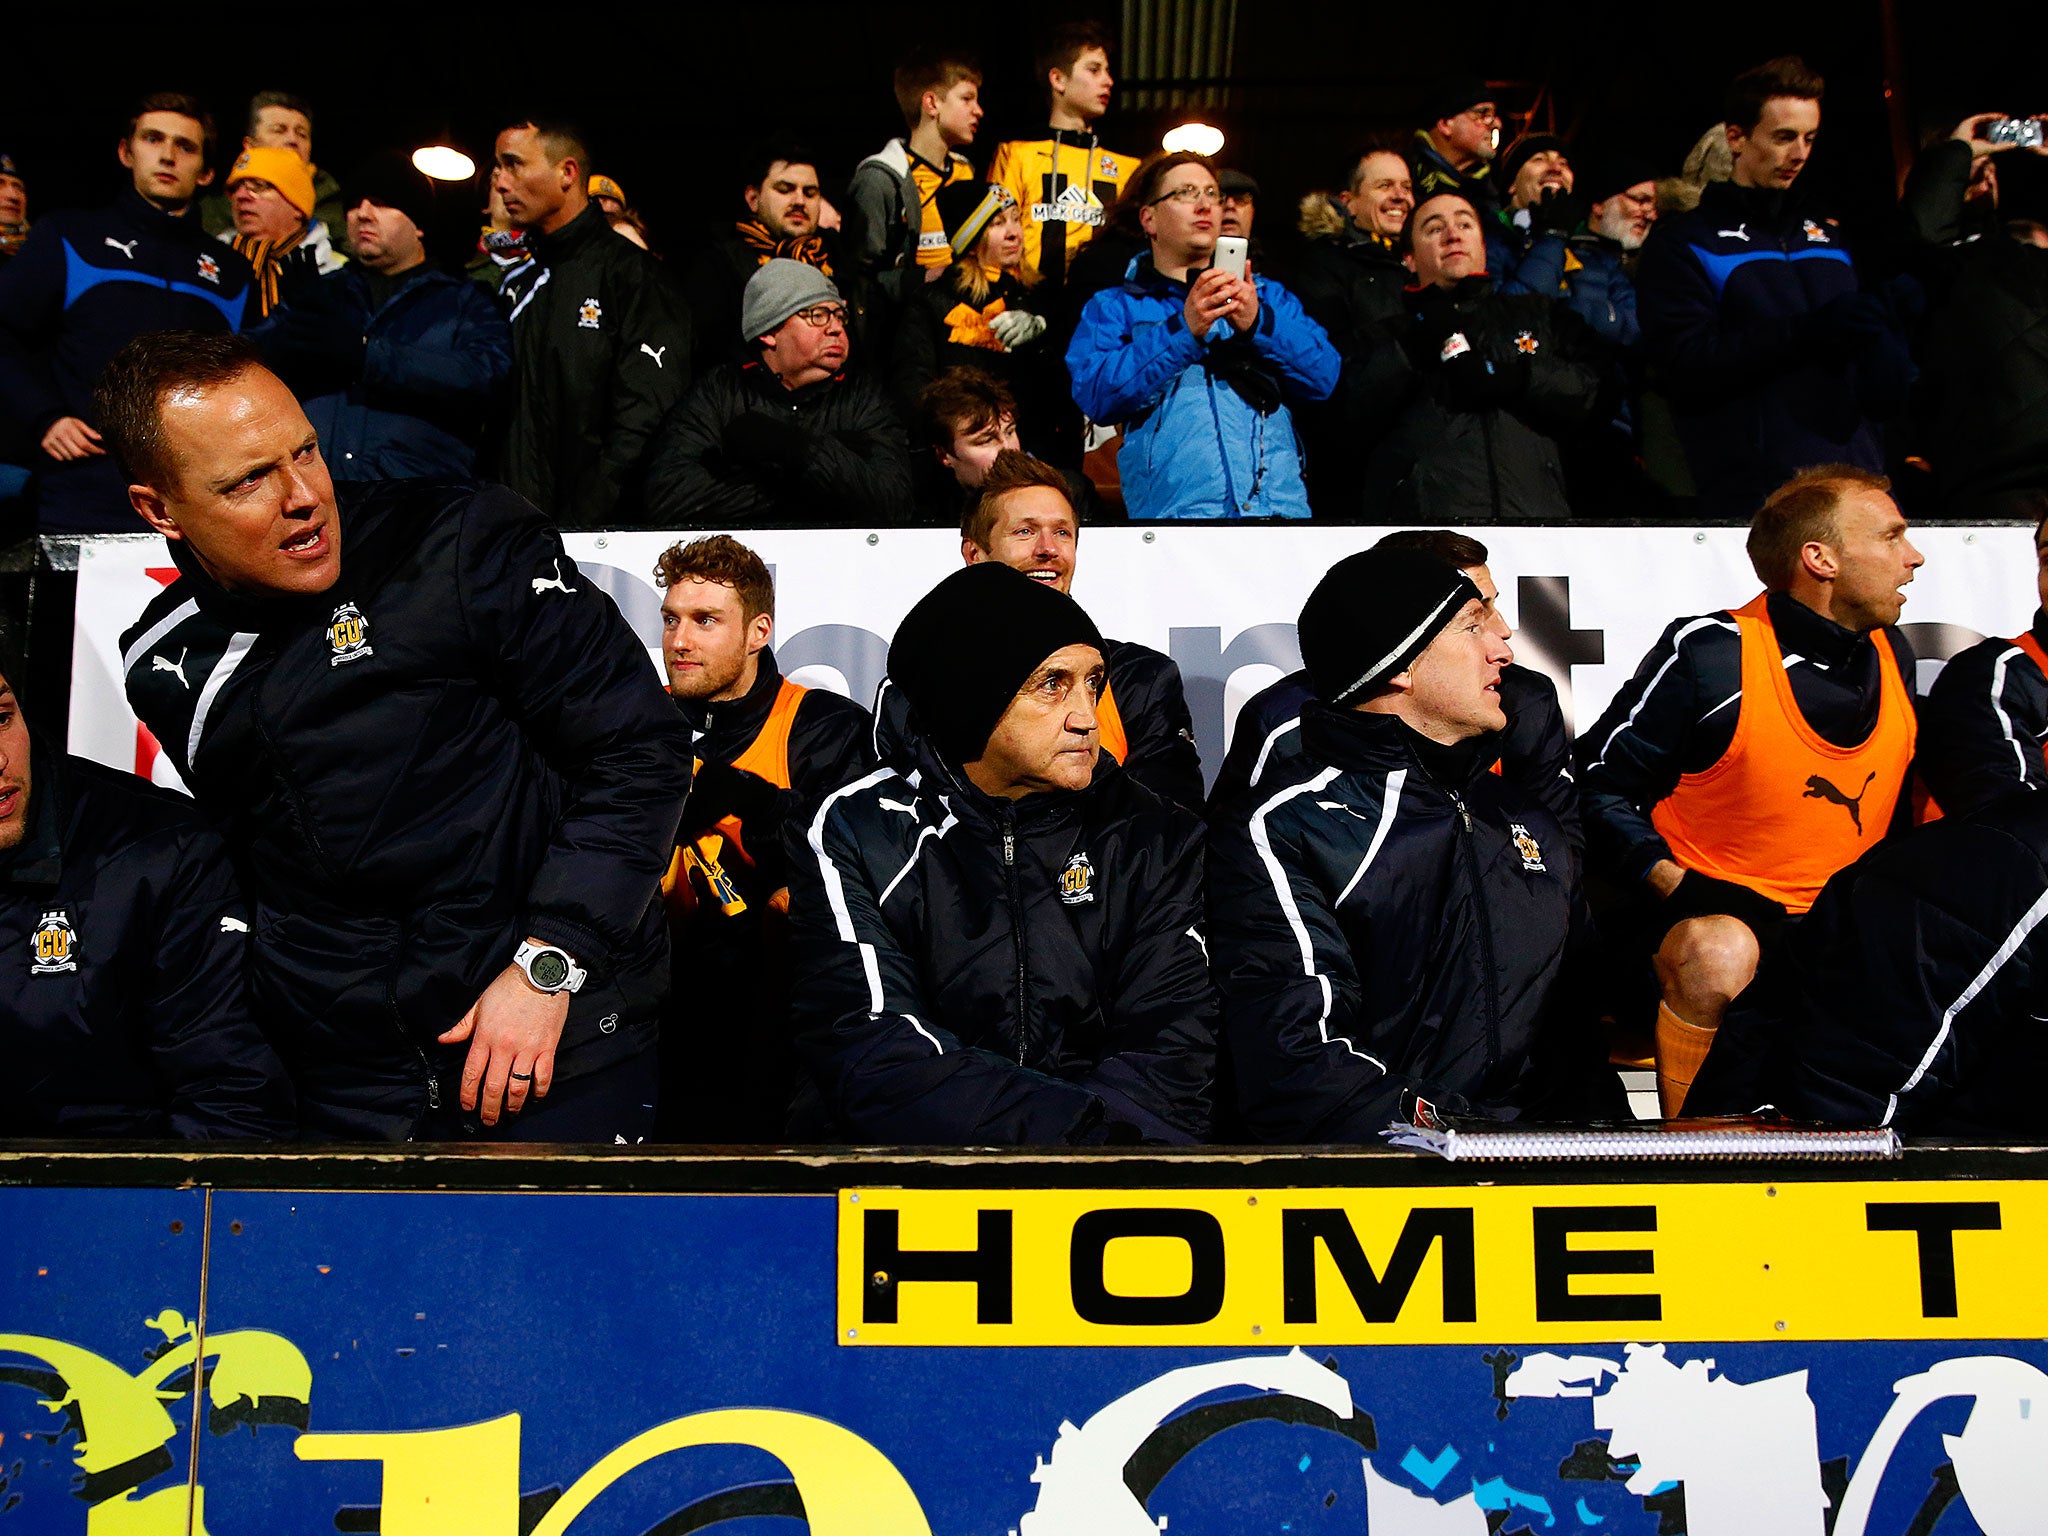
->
[2,1151,2044,1534]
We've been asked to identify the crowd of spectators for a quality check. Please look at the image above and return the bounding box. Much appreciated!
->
[3,37,2048,1150]
[4,41,2046,532]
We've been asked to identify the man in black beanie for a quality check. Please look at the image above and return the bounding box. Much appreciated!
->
[257,150,513,480]
[785,561,1217,1144]
[1414,76,1501,217]
[1207,547,1602,1142]
[1488,133,1581,294]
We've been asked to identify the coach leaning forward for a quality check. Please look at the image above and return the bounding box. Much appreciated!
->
[104,331,691,1142]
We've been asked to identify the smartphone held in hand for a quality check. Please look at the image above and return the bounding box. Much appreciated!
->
[1212,235,1249,280]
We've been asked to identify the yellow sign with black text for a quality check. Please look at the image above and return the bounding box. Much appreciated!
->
[837,1183,2046,1346]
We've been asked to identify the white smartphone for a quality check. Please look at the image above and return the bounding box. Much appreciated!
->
[1212,235,1249,280]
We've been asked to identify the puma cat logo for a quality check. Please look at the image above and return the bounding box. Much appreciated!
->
[1804,771,1878,834]
[104,237,139,259]
[152,647,190,688]
[531,559,577,595]
[640,343,667,368]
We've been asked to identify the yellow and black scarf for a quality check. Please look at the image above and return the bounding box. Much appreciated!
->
[230,228,307,318]
[734,219,833,278]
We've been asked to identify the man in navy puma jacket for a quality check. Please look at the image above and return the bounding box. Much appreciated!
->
[0,93,253,532]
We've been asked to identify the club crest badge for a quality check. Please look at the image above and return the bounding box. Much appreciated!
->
[327,601,373,667]
[1514,330,1540,354]
[1100,153,1121,179]
[578,297,603,330]
[30,909,79,975]
[1058,851,1097,906]
[1510,822,1548,874]
[196,253,220,284]
[1802,218,1830,243]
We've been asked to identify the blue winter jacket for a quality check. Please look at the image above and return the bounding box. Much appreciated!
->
[1489,221,1640,350]
[1561,237,1641,350]
[1067,256,1340,520]
[262,266,512,480]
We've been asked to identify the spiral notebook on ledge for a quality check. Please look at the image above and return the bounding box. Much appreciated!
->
[1381,1117,1901,1162]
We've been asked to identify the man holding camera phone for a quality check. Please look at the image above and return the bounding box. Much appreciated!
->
[1066,152,1337,520]
[1898,111,2048,517]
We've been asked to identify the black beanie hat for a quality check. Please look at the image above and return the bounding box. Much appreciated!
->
[1299,549,1482,706]
[342,150,439,239]
[890,563,1105,766]
[1574,147,1661,208]
[1426,77,1493,126]
[1499,133,1569,190]
[936,179,1009,258]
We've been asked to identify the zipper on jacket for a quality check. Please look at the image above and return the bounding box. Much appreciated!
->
[1205,372,1241,512]
[1001,811,1029,1066]
[1448,788,1503,1070]
[387,982,442,1111]
[383,919,441,1113]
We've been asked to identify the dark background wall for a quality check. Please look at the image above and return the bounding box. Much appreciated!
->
[1,2,2036,261]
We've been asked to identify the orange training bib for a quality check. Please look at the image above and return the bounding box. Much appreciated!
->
[1650,594,1916,914]
[1097,679,1129,765]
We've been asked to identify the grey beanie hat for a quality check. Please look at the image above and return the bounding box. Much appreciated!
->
[740,257,842,341]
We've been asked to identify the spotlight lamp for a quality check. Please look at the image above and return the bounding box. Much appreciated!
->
[1161,122,1226,156]
[411,145,477,182]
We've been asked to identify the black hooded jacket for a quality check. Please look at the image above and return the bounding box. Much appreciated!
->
[1288,212,1413,513]
[1898,141,2048,520]
[1,749,294,1139]
[786,734,1217,1145]
[1918,608,2048,817]
[640,358,913,526]
[661,653,875,1141]
[496,200,694,524]
[1208,664,1583,884]
[120,479,692,1139]
[1354,275,1604,520]
[1207,705,1591,1143]
[1689,792,2048,1138]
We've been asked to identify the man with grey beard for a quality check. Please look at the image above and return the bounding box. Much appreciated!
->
[1565,155,1659,349]
[1557,152,1660,509]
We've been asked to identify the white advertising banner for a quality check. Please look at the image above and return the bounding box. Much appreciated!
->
[70,524,2038,793]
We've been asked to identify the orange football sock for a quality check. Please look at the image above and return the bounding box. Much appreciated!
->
[1655,1002,1717,1118]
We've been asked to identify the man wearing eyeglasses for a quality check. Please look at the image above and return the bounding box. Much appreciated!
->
[643,259,912,525]
[1413,78,1502,218]
[1067,154,1338,520]
[1552,154,1663,509]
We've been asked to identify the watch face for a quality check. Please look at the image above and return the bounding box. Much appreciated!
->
[529,950,570,990]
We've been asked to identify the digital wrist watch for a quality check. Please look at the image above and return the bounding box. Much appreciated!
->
[513,940,586,995]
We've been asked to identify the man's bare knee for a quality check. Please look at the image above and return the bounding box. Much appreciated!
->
[1655,915,1761,1009]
